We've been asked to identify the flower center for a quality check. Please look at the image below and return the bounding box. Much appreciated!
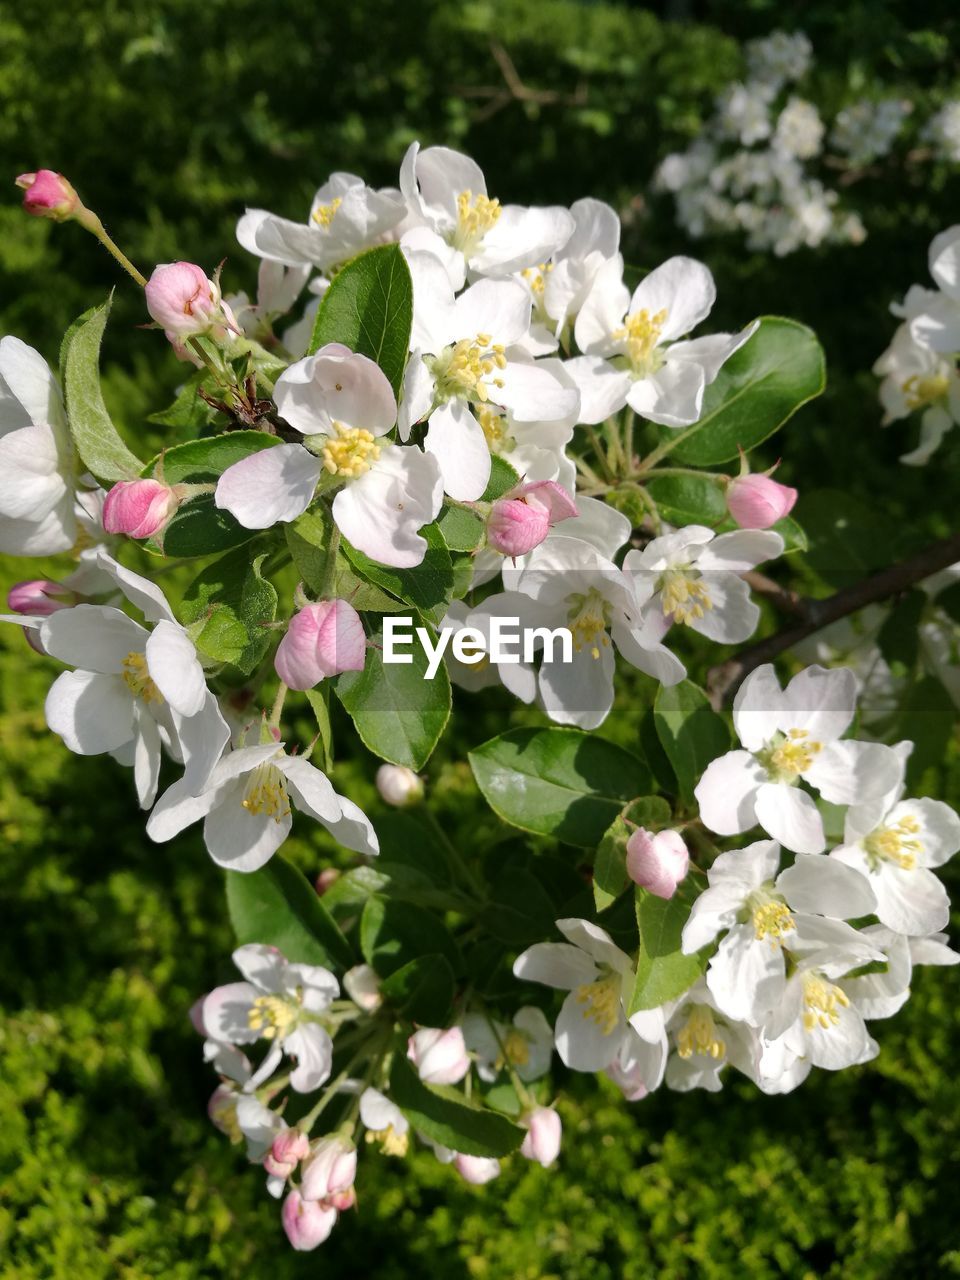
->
[312,196,342,229]
[751,897,796,944]
[520,263,552,298]
[247,994,298,1039]
[241,763,291,821]
[321,422,381,479]
[613,307,668,375]
[864,815,922,870]
[501,1029,530,1068]
[429,335,507,404]
[574,970,621,1036]
[121,651,164,705]
[453,189,502,254]
[477,404,514,453]
[757,728,822,782]
[660,569,712,625]
[902,371,949,411]
[676,1007,726,1060]
[566,588,612,660]
[801,975,850,1032]
[366,1125,409,1158]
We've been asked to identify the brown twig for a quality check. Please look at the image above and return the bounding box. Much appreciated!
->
[707,531,960,709]
[452,41,587,124]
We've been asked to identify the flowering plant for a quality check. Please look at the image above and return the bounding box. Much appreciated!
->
[4,150,959,1252]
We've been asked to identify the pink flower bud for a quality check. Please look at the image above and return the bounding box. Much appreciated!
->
[7,579,73,617]
[102,479,179,539]
[726,474,797,529]
[315,868,341,896]
[328,1188,356,1212]
[264,1129,311,1179]
[207,1085,240,1139]
[274,599,366,691]
[15,170,79,221]
[375,764,424,808]
[145,261,221,338]
[519,1105,562,1167]
[454,1154,501,1184]
[625,828,689,900]
[487,480,577,558]
[299,1135,357,1203]
[407,1026,470,1085]
[281,1189,338,1251]
[343,963,382,1013]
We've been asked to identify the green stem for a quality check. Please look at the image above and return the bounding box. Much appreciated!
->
[585,425,615,482]
[268,682,288,729]
[636,466,727,483]
[636,421,703,473]
[321,522,341,598]
[77,209,148,287]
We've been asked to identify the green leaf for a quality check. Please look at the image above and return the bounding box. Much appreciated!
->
[437,503,485,552]
[481,455,521,501]
[772,514,807,553]
[877,591,926,669]
[653,318,825,466]
[225,854,353,969]
[593,797,672,911]
[304,688,333,771]
[890,676,956,789]
[61,297,144,483]
[359,896,460,977]
[147,371,222,436]
[380,954,456,1024]
[335,619,451,769]
[645,474,726,526]
[653,680,730,803]
[480,865,558,946]
[340,525,454,627]
[799,489,893,590]
[469,727,649,848]
[141,431,280,558]
[307,244,413,397]
[375,812,455,890]
[181,547,278,673]
[629,878,707,1012]
[389,1055,525,1158]
[285,510,405,612]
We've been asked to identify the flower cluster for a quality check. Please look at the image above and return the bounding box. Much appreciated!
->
[874,223,960,464]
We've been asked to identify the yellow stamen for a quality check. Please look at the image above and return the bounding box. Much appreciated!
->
[762,728,823,781]
[676,1006,726,1060]
[321,422,381,479]
[521,262,553,301]
[660,570,713,625]
[801,975,850,1031]
[752,899,796,944]
[865,815,922,870]
[476,403,513,453]
[121,651,164,705]
[312,196,342,229]
[454,190,502,252]
[247,994,297,1039]
[241,763,291,821]
[502,1028,530,1069]
[430,336,507,404]
[902,371,949,411]
[613,307,668,374]
[575,972,621,1036]
[365,1125,409,1157]
[566,588,611,661]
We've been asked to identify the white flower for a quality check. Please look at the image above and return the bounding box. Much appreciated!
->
[360,1087,410,1157]
[34,552,229,809]
[214,343,443,568]
[605,1026,668,1100]
[830,746,960,935]
[681,839,878,1026]
[200,944,339,1093]
[237,172,406,272]
[461,1007,554,1083]
[830,98,911,167]
[836,925,960,1022]
[664,980,761,1093]
[530,197,621,335]
[146,739,378,872]
[513,918,642,1072]
[745,31,812,91]
[922,100,960,163]
[0,336,82,556]
[908,225,960,355]
[716,82,775,146]
[694,664,902,853]
[566,256,757,426]
[407,1026,471,1085]
[622,525,784,644]
[398,258,578,501]
[773,97,824,160]
[399,142,574,282]
[874,322,960,465]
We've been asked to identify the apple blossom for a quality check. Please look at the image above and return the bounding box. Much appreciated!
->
[145,262,224,338]
[274,599,366,690]
[343,964,383,1013]
[461,1007,554,1083]
[407,1026,470,1085]
[15,170,80,220]
[299,1135,357,1202]
[375,764,424,808]
[360,1088,410,1157]
[454,1154,501,1185]
[874,322,960,465]
[486,480,577,558]
[519,1106,562,1167]
[663,981,761,1093]
[694,664,902,853]
[605,1027,668,1101]
[625,828,689,899]
[281,1190,338,1251]
[907,225,960,354]
[726,473,798,528]
[102,478,180,539]
[264,1129,311,1180]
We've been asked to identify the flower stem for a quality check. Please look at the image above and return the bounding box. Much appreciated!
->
[77,209,148,287]
[268,682,288,729]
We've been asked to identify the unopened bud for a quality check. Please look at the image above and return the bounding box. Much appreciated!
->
[407,1026,470,1085]
[726,473,797,530]
[625,828,689,900]
[8,579,74,617]
[519,1105,562,1167]
[264,1129,311,1179]
[15,170,80,221]
[315,867,341,896]
[102,478,179,539]
[343,963,382,1013]
[299,1135,357,1203]
[274,599,366,691]
[486,480,577,558]
[281,1189,338,1251]
[145,261,222,338]
[454,1153,501,1184]
[375,763,424,808]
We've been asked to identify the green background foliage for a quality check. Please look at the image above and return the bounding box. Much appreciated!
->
[2,0,960,1275]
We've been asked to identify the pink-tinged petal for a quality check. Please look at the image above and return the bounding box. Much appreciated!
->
[629,256,716,343]
[45,669,133,755]
[754,782,825,854]
[281,1190,338,1251]
[726,474,797,529]
[625,828,689,898]
[274,599,366,690]
[232,943,287,992]
[694,750,764,836]
[215,444,320,529]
